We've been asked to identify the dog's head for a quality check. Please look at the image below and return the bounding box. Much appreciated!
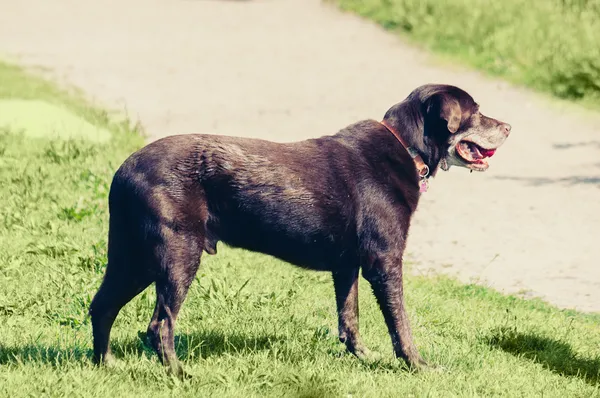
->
[384,84,511,172]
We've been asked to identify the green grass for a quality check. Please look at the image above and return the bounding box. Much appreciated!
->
[0,99,112,142]
[333,0,600,105]
[2,62,600,397]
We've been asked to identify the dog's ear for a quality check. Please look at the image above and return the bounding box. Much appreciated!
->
[440,95,462,133]
[428,94,462,133]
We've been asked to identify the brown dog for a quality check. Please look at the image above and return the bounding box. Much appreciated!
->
[89,84,510,374]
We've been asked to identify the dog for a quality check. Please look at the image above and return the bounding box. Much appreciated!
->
[89,84,511,374]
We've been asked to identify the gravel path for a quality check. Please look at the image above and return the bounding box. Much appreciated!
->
[2,0,599,311]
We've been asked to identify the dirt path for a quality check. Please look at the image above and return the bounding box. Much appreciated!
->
[2,0,599,312]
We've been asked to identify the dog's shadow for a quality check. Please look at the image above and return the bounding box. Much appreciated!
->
[0,341,92,366]
[486,328,600,385]
[0,329,405,374]
[115,329,284,361]
[115,331,403,372]
[0,329,282,367]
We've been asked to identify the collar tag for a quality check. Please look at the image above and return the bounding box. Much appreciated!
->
[419,178,429,193]
[440,158,450,171]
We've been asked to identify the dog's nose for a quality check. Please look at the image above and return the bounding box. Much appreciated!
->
[501,123,512,137]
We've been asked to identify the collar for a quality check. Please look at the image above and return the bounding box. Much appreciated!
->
[380,120,430,193]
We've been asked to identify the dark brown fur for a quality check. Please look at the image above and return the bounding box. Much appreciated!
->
[89,84,510,375]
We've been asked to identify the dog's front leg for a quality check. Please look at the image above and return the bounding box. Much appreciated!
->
[362,256,427,369]
[332,268,374,360]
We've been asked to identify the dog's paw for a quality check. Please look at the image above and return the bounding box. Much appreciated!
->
[93,352,116,368]
[406,357,446,373]
[354,346,383,363]
[422,363,447,373]
[167,362,193,380]
[407,356,429,371]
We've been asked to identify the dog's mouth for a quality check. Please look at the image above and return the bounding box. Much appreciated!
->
[455,140,497,170]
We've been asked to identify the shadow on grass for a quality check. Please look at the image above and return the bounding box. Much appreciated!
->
[487,328,600,385]
[0,328,407,377]
[0,329,283,366]
[0,343,93,366]
[112,329,284,360]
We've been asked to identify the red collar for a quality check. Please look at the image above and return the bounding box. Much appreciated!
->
[380,120,430,179]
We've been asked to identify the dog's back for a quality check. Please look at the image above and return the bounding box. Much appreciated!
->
[109,130,370,270]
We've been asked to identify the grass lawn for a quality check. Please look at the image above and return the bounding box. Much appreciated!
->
[332,0,600,107]
[1,62,600,397]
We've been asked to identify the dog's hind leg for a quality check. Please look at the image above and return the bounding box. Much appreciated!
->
[146,228,202,377]
[89,241,152,365]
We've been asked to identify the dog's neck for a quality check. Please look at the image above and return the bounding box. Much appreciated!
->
[382,101,446,177]
[380,120,429,180]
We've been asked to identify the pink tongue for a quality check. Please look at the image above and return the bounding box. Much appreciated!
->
[480,148,496,158]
